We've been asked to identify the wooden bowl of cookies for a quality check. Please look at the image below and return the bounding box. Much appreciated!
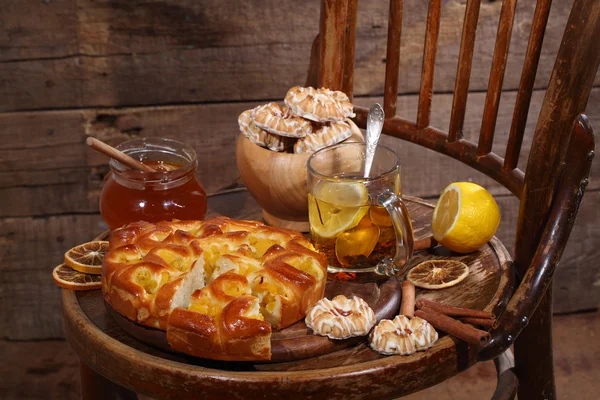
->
[236,87,363,232]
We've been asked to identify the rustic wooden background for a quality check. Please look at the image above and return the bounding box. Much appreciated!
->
[0,0,598,343]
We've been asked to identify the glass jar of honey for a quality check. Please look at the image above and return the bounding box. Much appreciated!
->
[99,137,207,230]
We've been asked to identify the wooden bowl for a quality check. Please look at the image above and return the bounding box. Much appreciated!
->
[236,135,312,231]
[236,123,363,232]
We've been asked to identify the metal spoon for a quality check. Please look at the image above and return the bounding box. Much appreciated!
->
[363,103,385,178]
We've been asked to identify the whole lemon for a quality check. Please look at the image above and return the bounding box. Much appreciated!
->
[432,182,501,253]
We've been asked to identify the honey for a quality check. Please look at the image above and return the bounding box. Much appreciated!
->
[99,138,207,230]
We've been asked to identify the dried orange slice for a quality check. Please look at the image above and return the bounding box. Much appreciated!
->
[64,241,109,275]
[52,264,102,291]
[406,260,469,289]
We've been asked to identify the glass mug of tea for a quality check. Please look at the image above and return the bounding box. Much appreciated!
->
[307,142,414,281]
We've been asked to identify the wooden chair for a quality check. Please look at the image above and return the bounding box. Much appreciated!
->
[62,1,597,399]
[308,0,599,398]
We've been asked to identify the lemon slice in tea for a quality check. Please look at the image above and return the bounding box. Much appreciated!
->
[406,260,470,289]
[64,240,109,275]
[335,217,380,266]
[52,264,102,291]
[369,205,393,227]
[308,180,369,239]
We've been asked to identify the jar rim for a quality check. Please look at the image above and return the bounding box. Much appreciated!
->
[109,137,198,184]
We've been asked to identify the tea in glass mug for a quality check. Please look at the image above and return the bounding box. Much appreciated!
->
[307,142,414,281]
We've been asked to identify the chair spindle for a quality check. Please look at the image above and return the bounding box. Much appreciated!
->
[478,0,518,156]
[416,0,442,130]
[384,0,404,118]
[515,0,600,277]
[342,0,359,101]
[319,0,351,91]
[504,0,553,170]
[448,0,482,142]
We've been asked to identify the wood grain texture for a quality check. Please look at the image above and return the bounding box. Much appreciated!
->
[448,0,482,142]
[357,107,529,197]
[504,0,553,170]
[0,0,78,61]
[416,0,442,129]
[342,0,359,100]
[515,0,600,278]
[482,115,596,399]
[62,292,470,400]
[5,311,600,399]
[1,0,597,111]
[0,214,106,340]
[319,0,349,91]
[478,0,518,155]
[494,192,600,315]
[1,88,598,219]
[516,51,599,400]
[80,361,138,400]
[383,0,404,117]
[357,88,599,198]
[507,4,600,393]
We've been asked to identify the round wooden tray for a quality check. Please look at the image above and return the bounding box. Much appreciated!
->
[63,194,514,399]
[105,278,402,363]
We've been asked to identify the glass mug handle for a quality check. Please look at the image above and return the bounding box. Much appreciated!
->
[376,190,414,276]
[325,190,414,277]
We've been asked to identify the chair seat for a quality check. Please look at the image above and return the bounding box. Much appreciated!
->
[62,193,514,399]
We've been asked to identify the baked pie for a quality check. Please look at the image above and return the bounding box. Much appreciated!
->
[103,217,327,361]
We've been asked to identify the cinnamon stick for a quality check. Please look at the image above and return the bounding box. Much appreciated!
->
[416,307,491,346]
[400,280,416,317]
[416,298,495,320]
[414,236,438,251]
[459,317,499,330]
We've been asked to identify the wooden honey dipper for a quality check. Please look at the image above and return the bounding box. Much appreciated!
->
[86,137,156,172]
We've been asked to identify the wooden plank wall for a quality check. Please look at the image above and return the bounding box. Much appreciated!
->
[0,0,598,340]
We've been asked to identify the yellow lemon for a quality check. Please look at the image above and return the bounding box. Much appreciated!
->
[432,182,500,253]
[308,180,369,239]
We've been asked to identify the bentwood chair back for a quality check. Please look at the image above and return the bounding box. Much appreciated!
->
[309,0,599,398]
